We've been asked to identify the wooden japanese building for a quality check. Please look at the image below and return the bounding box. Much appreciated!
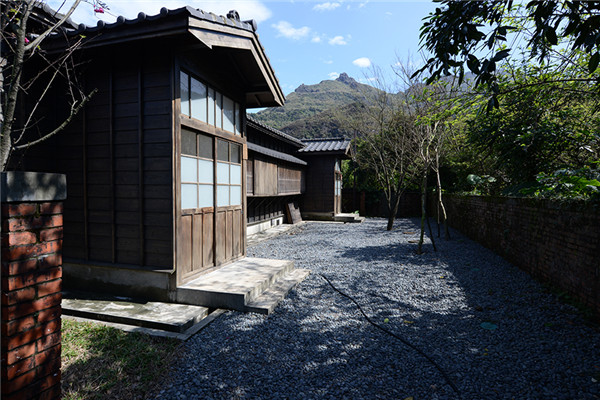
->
[245,116,306,234]
[21,6,286,302]
[298,138,351,220]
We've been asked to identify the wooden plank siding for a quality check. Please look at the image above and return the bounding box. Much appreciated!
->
[300,155,336,214]
[246,157,304,225]
[277,166,302,195]
[55,43,174,269]
[254,158,277,196]
[246,156,254,195]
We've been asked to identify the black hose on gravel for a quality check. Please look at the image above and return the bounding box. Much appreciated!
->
[318,273,462,397]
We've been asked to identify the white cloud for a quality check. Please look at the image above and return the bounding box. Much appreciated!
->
[353,57,372,68]
[358,77,377,84]
[324,60,334,64]
[328,72,340,80]
[272,21,311,40]
[313,2,341,12]
[312,36,322,43]
[48,0,272,27]
[329,35,347,45]
[197,1,273,23]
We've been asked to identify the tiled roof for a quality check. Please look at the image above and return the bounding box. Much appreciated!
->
[246,115,304,148]
[64,6,257,35]
[45,4,284,108]
[298,137,351,154]
[247,143,307,166]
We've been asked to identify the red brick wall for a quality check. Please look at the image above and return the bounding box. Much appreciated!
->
[1,201,63,400]
[441,195,600,316]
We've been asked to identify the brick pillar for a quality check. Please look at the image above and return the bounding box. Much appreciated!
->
[1,172,66,400]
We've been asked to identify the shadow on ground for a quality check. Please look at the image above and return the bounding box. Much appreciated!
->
[152,218,600,400]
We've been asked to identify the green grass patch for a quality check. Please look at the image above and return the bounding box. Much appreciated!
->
[61,318,181,400]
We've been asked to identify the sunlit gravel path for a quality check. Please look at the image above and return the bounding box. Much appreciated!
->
[153,218,600,400]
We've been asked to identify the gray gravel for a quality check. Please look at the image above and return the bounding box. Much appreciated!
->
[153,218,600,400]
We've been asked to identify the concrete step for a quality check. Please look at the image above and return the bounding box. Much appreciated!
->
[177,257,295,311]
[334,213,365,223]
[62,296,209,333]
[245,268,310,314]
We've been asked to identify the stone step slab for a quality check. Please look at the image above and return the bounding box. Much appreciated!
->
[62,297,209,333]
[244,268,310,314]
[177,257,295,311]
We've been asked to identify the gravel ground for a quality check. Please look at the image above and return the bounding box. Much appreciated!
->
[153,218,600,400]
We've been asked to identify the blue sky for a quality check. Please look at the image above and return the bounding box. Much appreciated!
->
[48,0,437,95]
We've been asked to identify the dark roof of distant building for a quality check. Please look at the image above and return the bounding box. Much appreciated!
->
[247,143,307,166]
[298,137,351,154]
[246,115,304,148]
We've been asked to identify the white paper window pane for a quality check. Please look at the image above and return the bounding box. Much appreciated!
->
[190,78,207,122]
[223,96,235,133]
[230,185,241,206]
[217,185,229,207]
[180,71,189,116]
[230,164,241,185]
[208,88,215,126]
[215,92,222,129]
[181,156,197,182]
[198,159,213,184]
[198,184,214,208]
[217,162,229,184]
[181,184,197,209]
[235,104,242,136]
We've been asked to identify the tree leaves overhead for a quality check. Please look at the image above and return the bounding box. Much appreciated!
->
[417,0,600,108]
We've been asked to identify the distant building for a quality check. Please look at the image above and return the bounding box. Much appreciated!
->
[298,138,351,220]
[245,116,306,234]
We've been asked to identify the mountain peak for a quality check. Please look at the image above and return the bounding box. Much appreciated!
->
[336,72,358,88]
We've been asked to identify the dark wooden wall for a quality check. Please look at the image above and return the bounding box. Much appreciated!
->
[247,196,300,224]
[246,153,304,225]
[53,41,174,269]
[300,155,336,213]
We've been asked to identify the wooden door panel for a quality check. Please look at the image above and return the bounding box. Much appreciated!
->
[179,215,193,277]
[192,214,203,270]
[203,212,214,267]
[226,210,233,260]
[215,210,226,264]
[233,209,241,257]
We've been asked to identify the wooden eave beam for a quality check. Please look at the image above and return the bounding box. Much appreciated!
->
[188,18,284,108]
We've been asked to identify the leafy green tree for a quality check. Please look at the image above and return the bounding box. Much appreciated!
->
[417,1,600,108]
[461,58,599,192]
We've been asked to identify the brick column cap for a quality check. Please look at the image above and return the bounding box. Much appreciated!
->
[1,172,67,203]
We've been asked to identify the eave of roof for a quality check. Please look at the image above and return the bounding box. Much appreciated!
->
[246,115,305,148]
[247,142,307,166]
[298,137,351,155]
[65,6,255,37]
[46,6,284,108]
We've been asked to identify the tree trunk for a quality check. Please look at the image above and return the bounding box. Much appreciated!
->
[1,3,31,170]
[385,190,401,231]
[435,156,450,240]
[417,170,427,254]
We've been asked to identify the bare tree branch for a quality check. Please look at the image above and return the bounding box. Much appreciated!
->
[23,0,82,53]
[14,88,97,150]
